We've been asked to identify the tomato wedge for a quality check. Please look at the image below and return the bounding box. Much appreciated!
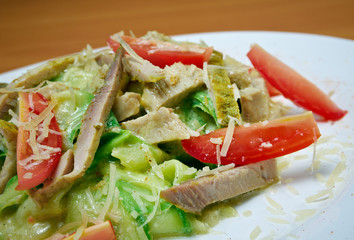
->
[181,112,320,166]
[247,44,347,121]
[16,92,62,190]
[63,221,116,240]
[107,35,213,69]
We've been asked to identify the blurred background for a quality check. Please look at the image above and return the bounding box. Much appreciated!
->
[0,0,353,73]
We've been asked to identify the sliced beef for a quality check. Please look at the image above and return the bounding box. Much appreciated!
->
[123,55,164,83]
[160,159,278,214]
[122,107,191,144]
[141,63,204,111]
[113,92,141,122]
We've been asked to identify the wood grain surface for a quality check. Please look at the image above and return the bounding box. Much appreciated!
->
[0,0,353,73]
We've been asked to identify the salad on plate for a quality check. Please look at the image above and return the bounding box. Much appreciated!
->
[0,31,347,240]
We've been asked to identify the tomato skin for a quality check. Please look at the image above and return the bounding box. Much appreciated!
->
[107,35,213,69]
[247,44,347,121]
[63,221,116,240]
[16,92,62,190]
[181,112,320,166]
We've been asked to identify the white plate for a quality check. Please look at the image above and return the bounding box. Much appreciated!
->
[1,31,353,240]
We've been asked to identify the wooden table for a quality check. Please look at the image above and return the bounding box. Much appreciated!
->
[0,0,353,73]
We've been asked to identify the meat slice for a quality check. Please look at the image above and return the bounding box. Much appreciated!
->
[69,47,125,175]
[141,63,204,111]
[31,48,125,205]
[160,159,278,214]
[122,107,192,144]
[0,120,18,193]
[123,55,164,83]
[240,77,270,122]
[112,92,141,122]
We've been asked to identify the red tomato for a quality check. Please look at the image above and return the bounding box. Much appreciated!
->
[181,112,321,166]
[247,44,347,121]
[16,92,62,190]
[63,221,116,240]
[107,35,213,69]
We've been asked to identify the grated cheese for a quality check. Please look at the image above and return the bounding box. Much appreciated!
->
[286,184,299,195]
[231,83,241,102]
[97,163,116,222]
[85,189,98,215]
[220,116,235,157]
[266,206,285,216]
[265,195,283,210]
[260,141,273,148]
[8,109,20,127]
[293,209,317,222]
[306,189,330,203]
[310,127,318,173]
[242,210,252,217]
[315,173,326,183]
[56,221,81,235]
[20,100,59,166]
[266,217,290,224]
[73,209,88,240]
[249,225,261,240]
[326,161,346,190]
[23,172,33,179]
[216,144,221,167]
[114,34,145,63]
[110,187,120,214]
[196,163,235,177]
[141,188,160,227]
[132,191,148,214]
[210,137,223,145]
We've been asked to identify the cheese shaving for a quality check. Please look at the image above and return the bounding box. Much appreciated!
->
[293,209,317,222]
[22,100,57,160]
[141,188,160,227]
[97,163,116,222]
[8,109,20,127]
[110,187,120,214]
[265,195,283,210]
[310,127,318,173]
[196,163,235,177]
[23,172,33,179]
[114,34,145,63]
[210,137,223,145]
[85,189,98,215]
[266,217,290,224]
[73,209,88,240]
[216,144,221,167]
[249,225,261,240]
[266,206,285,216]
[231,83,240,102]
[29,92,35,111]
[306,189,330,203]
[56,221,81,235]
[37,112,54,143]
[132,191,148,214]
[220,116,235,157]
